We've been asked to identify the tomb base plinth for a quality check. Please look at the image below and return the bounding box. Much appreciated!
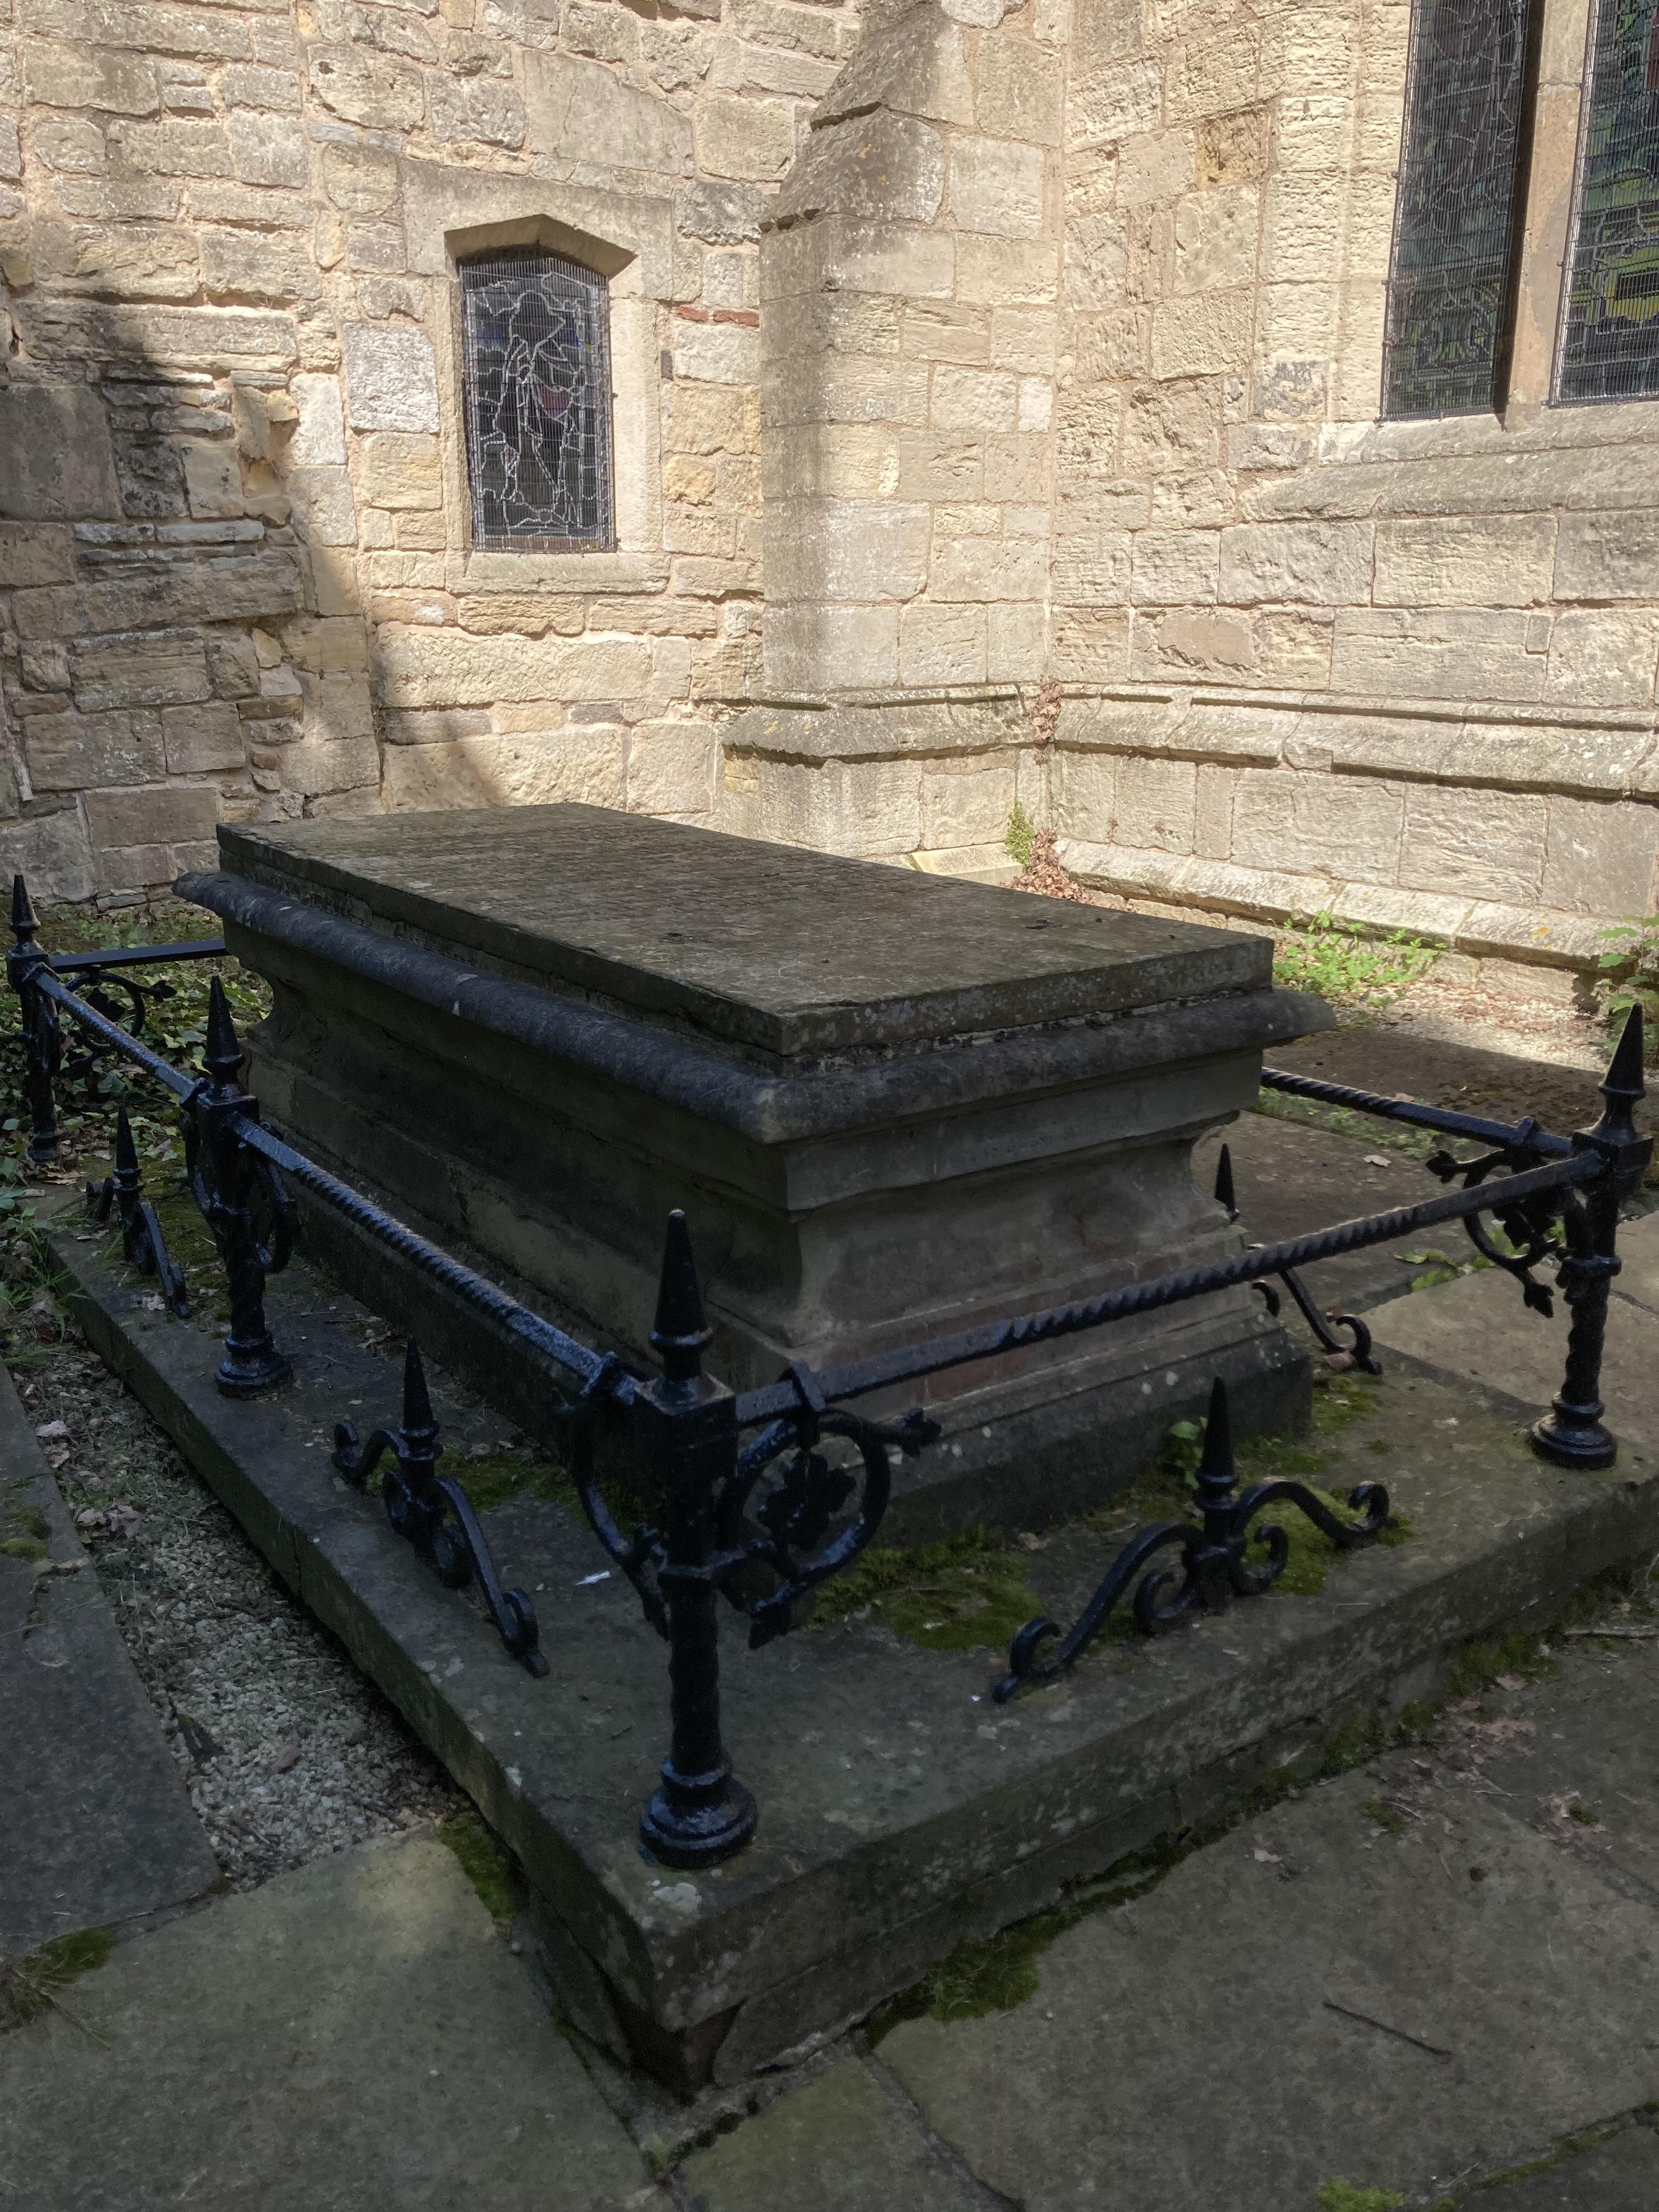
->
[180,803,1330,1527]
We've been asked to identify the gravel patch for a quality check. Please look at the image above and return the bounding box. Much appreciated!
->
[9,1321,461,1891]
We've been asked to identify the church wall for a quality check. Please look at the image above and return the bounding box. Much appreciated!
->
[0,0,855,900]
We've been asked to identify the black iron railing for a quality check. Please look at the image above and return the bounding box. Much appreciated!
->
[7,872,1651,1864]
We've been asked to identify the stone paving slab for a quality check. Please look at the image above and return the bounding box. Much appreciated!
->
[0,1363,219,1957]
[0,1834,650,2211]
[1476,2123,1659,2209]
[1367,1211,1659,1449]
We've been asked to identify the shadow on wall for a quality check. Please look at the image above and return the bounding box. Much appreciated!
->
[0,301,386,910]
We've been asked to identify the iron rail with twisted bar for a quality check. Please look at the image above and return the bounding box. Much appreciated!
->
[8,872,1651,1863]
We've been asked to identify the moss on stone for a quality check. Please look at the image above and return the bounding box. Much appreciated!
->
[443,1448,574,1516]
[811,1525,1040,1654]
[437,1809,517,1928]
[1316,2183,1405,2212]
[0,1925,114,2033]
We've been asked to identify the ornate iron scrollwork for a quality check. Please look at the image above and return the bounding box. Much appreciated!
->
[994,1377,1389,1702]
[1424,1125,1566,1316]
[87,1105,189,1318]
[335,1339,548,1677]
[1216,1145,1380,1374]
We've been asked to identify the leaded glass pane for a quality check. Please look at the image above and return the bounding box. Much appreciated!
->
[459,250,614,549]
[1382,0,1535,420]
[1556,0,1659,402]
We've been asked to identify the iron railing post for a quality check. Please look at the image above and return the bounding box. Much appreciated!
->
[184,975,293,1398]
[7,876,60,1164]
[634,1210,757,1866]
[1533,1007,1650,1469]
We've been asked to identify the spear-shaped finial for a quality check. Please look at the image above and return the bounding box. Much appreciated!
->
[401,1338,437,1445]
[1214,1143,1237,1224]
[651,1209,712,1383]
[203,973,242,1090]
[1595,1003,1646,1145]
[1192,1375,1235,1510]
[10,873,36,949]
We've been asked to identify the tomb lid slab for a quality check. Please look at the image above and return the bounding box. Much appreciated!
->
[215,805,1269,1059]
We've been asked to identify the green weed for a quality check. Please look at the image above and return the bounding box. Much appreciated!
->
[1316,2184,1404,2212]
[1273,911,1438,1012]
[1005,802,1037,871]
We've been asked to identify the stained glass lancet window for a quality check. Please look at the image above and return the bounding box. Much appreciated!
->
[1556,1,1659,402]
[459,250,614,549]
[1381,0,1537,419]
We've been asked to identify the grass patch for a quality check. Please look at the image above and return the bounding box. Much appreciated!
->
[812,1525,1039,1654]
[1273,911,1438,1013]
[1254,1088,1442,1163]
[0,1926,114,2036]
[1317,2185,1405,2212]
[437,1809,518,1928]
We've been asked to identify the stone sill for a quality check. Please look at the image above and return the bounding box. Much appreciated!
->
[1060,842,1613,970]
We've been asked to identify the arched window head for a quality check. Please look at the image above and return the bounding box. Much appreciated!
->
[459,249,615,549]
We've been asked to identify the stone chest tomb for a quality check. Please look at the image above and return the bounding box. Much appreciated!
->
[182,804,1327,1532]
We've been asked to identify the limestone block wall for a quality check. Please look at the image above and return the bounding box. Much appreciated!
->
[0,0,862,900]
[1046,0,1659,987]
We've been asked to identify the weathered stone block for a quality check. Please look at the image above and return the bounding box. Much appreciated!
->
[24,709,165,793]
[1232,768,1402,885]
[900,600,988,685]
[22,40,159,113]
[322,141,400,215]
[207,633,263,699]
[183,441,244,521]
[85,782,217,849]
[1112,754,1196,853]
[430,73,525,146]
[307,46,425,132]
[775,110,945,227]
[1151,287,1251,377]
[816,7,972,131]
[670,321,761,385]
[1219,521,1373,607]
[764,601,899,691]
[1374,515,1556,608]
[0,524,75,589]
[0,388,120,520]
[1544,609,1659,709]
[73,634,212,714]
[930,534,1048,602]
[1331,611,1547,704]
[954,234,1059,304]
[162,701,247,775]
[1051,606,1131,681]
[1068,57,1161,150]
[201,228,321,301]
[1400,784,1547,905]
[694,95,796,181]
[1556,511,1659,602]
[930,365,1018,436]
[344,326,439,433]
[375,630,652,709]
[1130,529,1220,605]
[361,433,443,511]
[949,135,1046,240]
[627,721,716,815]
[524,51,692,174]
[286,465,357,546]
[768,498,930,603]
[1542,795,1659,917]
[382,730,627,810]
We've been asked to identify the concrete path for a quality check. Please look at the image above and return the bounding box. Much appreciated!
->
[0,1363,219,1956]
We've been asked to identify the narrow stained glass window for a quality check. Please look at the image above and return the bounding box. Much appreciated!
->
[1556,0,1659,402]
[459,249,614,550]
[1382,0,1537,420]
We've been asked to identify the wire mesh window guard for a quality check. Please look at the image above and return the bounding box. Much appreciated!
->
[1381,0,1536,420]
[1555,0,1659,402]
[459,250,615,550]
